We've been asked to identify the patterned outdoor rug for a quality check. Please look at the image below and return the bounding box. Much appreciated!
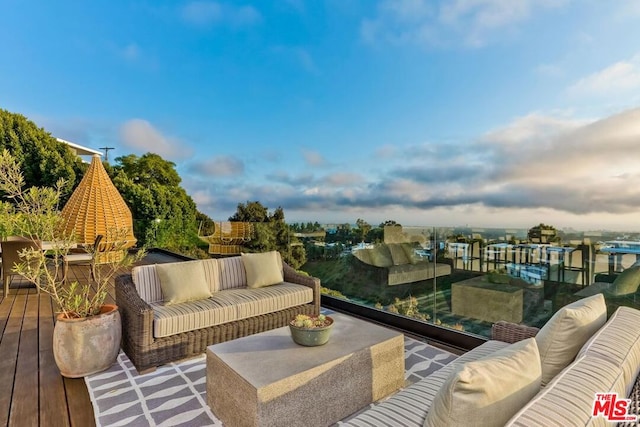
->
[86,336,457,427]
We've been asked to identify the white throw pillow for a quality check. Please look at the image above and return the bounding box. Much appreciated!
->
[156,261,212,305]
[535,293,606,386]
[241,251,284,288]
[425,338,541,427]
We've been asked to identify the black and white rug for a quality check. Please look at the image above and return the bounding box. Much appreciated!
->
[86,336,457,426]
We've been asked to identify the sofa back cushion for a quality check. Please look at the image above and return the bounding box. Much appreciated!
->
[156,260,212,305]
[218,256,248,290]
[535,293,607,386]
[131,264,163,303]
[132,259,221,303]
[425,338,541,427]
[577,306,640,396]
[505,355,625,426]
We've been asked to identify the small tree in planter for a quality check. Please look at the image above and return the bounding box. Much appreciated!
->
[0,149,145,376]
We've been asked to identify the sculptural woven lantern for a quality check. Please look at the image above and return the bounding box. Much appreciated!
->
[61,154,136,263]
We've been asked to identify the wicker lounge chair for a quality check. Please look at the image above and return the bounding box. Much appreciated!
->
[1,236,42,295]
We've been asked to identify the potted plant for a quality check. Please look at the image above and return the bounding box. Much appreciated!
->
[289,313,334,346]
[0,149,145,377]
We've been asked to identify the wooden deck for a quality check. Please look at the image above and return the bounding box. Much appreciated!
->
[0,251,181,426]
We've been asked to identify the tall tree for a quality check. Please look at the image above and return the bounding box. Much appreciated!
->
[0,109,84,200]
[355,218,371,243]
[109,153,210,256]
[230,201,269,223]
[229,201,306,268]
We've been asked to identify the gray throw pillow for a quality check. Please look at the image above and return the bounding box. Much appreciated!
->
[241,251,284,288]
[156,261,212,305]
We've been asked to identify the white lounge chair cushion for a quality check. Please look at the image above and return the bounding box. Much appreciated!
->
[63,253,93,262]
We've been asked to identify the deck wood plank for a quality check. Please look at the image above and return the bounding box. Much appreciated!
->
[10,289,40,427]
[0,252,187,426]
[0,290,28,426]
[63,377,95,427]
[38,293,70,427]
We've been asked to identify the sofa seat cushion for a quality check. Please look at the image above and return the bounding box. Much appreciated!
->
[505,355,625,427]
[340,340,509,426]
[211,282,312,320]
[151,282,313,338]
[152,297,237,338]
[578,306,640,396]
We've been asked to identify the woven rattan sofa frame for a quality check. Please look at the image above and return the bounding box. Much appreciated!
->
[115,262,321,373]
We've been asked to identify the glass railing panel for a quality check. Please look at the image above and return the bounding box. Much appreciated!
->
[298,222,640,341]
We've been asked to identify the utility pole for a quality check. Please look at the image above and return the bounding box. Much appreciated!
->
[99,147,115,161]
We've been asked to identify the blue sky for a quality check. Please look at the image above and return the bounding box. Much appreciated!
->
[2,1,640,230]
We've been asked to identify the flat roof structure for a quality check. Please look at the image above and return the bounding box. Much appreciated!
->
[56,138,103,160]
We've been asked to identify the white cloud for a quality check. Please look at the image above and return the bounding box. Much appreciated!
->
[181,1,261,27]
[481,112,584,146]
[322,173,365,186]
[271,46,320,75]
[182,1,222,26]
[362,0,568,48]
[284,0,305,13]
[185,108,640,228]
[381,0,432,22]
[568,54,640,97]
[302,149,327,167]
[120,43,140,61]
[476,108,640,193]
[535,63,563,78]
[119,119,191,160]
[375,144,398,158]
[189,156,244,177]
[295,49,319,74]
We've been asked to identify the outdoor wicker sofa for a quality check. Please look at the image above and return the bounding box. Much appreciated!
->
[343,293,640,426]
[115,251,320,372]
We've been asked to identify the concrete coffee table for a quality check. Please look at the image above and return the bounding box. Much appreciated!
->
[206,312,405,427]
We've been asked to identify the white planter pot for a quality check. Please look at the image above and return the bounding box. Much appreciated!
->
[53,304,121,378]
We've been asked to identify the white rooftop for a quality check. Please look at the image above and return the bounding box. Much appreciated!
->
[56,138,103,157]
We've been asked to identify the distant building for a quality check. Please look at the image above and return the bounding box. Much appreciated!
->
[322,224,338,234]
[56,138,103,163]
